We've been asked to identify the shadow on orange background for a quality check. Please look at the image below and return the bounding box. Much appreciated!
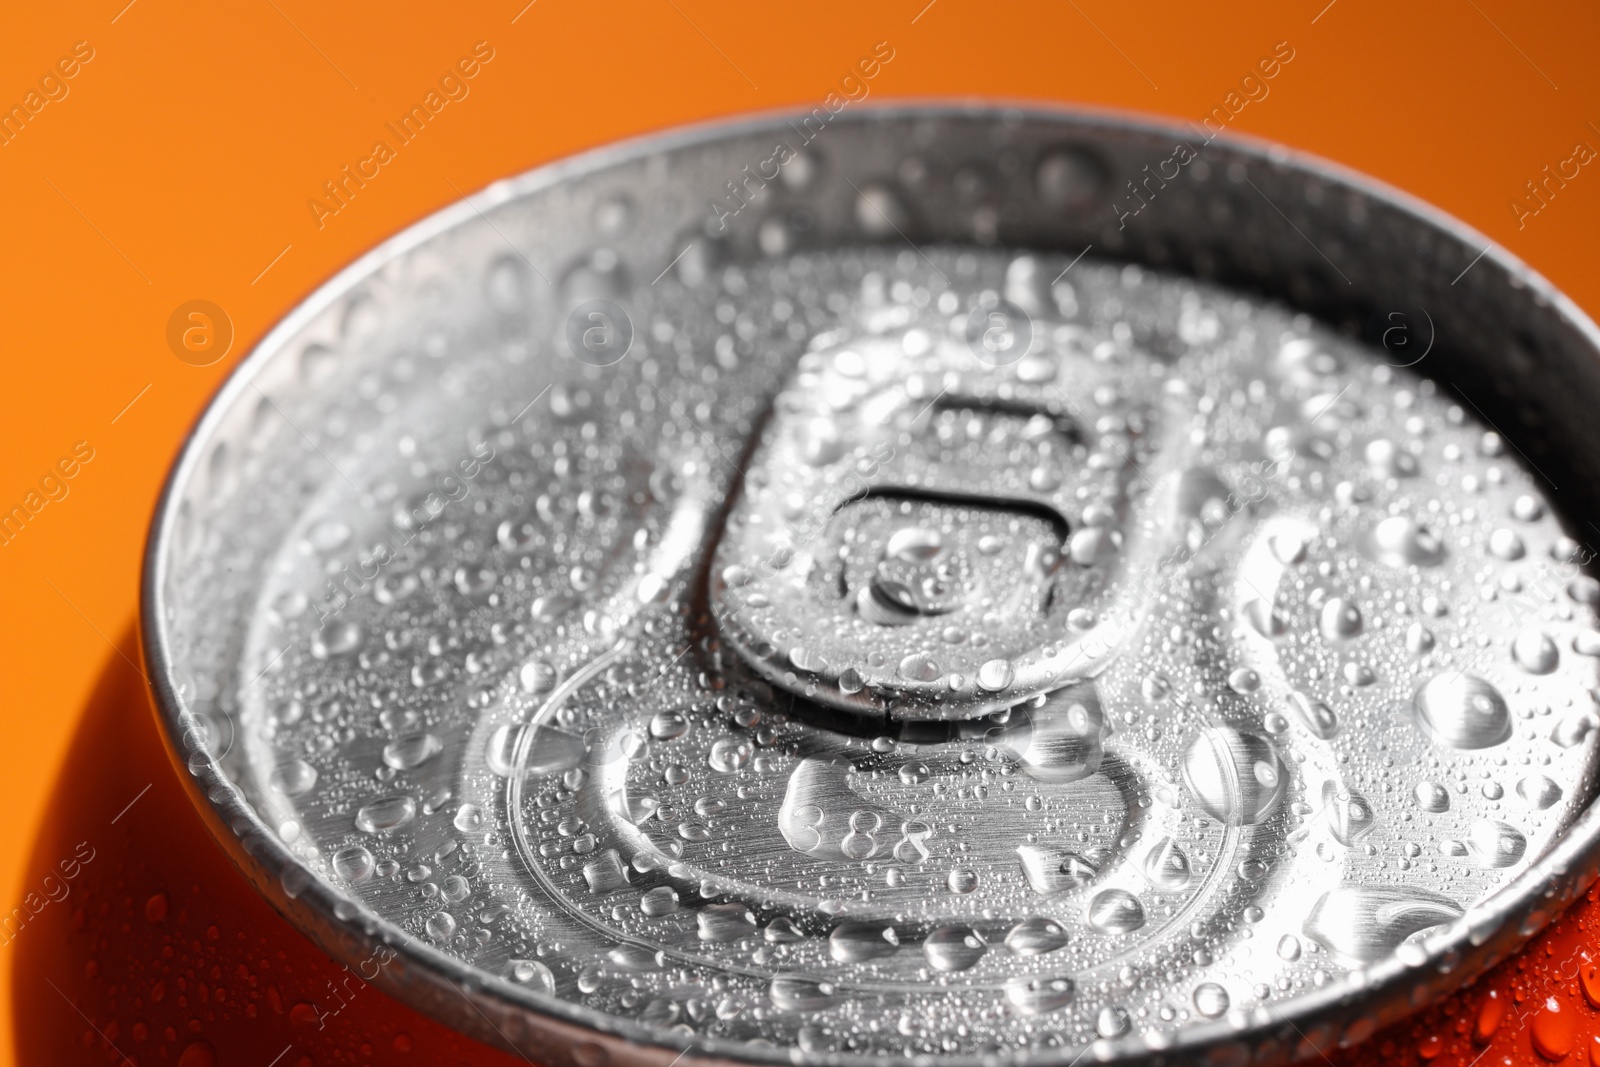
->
[3,0,1599,1064]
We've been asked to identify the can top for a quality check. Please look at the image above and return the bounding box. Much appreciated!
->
[145,107,1600,1066]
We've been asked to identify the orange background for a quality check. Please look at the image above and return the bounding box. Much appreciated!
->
[1,0,1597,1062]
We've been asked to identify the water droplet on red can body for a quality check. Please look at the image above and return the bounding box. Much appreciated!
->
[1478,990,1508,1044]
[178,1041,216,1067]
[1582,963,1600,1010]
[1533,997,1575,1061]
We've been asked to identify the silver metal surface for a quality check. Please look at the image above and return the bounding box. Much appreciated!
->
[144,105,1600,1067]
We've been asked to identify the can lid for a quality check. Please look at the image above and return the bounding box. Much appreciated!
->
[145,107,1600,1065]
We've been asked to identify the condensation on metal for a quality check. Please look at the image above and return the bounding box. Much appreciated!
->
[143,107,1600,1067]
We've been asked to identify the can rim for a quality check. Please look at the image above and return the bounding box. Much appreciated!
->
[141,99,1600,1066]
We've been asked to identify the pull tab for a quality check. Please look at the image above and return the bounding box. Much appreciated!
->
[711,327,1171,720]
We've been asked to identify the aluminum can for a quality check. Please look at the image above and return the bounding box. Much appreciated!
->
[25,106,1600,1067]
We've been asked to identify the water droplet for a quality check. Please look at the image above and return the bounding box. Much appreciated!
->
[484,724,524,778]
[1017,354,1058,384]
[649,710,690,740]
[1322,780,1375,845]
[1468,819,1527,868]
[1277,934,1302,961]
[1513,628,1560,675]
[1365,439,1418,479]
[770,974,840,1012]
[1512,494,1545,521]
[1227,668,1261,694]
[1097,1004,1131,1038]
[1069,526,1119,565]
[1343,661,1377,687]
[1532,997,1576,1061]
[699,903,758,942]
[332,845,374,884]
[829,921,898,962]
[510,959,556,994]
[789,646,826,672]
[1004,975,1075,1016]
[1489,528,1526,560]
[1144,837,1191,891]
[1413,673,1510,749]
[709,738,752,773]
[581,850,630,895]
[946,867,979,894]
[1036,147,1105,208]
[1288,692,1338,739]
[1406,623,1436,655]
[1004,916,1069,956]
[1415,780,1450,813]
[854,183,909,238]
[885,526,943,563]
[1517,775,1562,809]
[524,725,587,778]
[1243,597,1288,637]
[269,759,318,796]
[1363,516,1446,568]
[1303,884,1463,963]
[995,691,1106,784]
[898,761,930,785]
[640,887,678,917]
[1015,846,1096,895]
[924,925,987,971]
[1086,889,1146,934]
[1319,597,1363,640]
[1271,529,1310,564]
[178,1040,216,1067]
[519,660,558,693]
[1552,713,1598,748]
[312,620,362,658]
[1193,982,1230,1018]
[425,911,456,941]
[1582,964,1600,1010]
[379,707,418,733]
[898,653,940,682]
[382,732,442,770]
[1181,728,1287,825]
[355,795,416,833]
[1477,989,1507,1043]
[977,659,1015,692]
